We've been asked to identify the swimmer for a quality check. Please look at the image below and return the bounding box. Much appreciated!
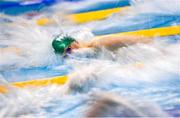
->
[0,34,152,55]
[52,34,152,55]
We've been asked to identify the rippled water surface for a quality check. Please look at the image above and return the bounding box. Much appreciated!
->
[0,0,180,117]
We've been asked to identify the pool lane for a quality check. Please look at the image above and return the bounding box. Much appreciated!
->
[93,15,180,35]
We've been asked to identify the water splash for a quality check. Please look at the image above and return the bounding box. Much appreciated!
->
[0,0,180,117]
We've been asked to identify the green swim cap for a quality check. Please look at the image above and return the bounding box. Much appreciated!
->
[52,35,76,54]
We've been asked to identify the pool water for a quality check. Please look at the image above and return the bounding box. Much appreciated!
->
[0,0,180,117]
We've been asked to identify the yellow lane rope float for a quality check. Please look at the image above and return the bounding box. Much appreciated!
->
[0,76,68,93]
[36,7,129,26]
[98,25,180,38]
[1,25,180,93]
[68,7,129,24]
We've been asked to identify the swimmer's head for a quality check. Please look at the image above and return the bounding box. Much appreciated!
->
[52,34,76,54]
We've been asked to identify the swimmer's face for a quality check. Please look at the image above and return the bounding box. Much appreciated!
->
[70,41,80,49]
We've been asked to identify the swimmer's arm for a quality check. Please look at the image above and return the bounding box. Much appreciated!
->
[86,35,152,48]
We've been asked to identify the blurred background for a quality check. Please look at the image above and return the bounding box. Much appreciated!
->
[0,0,180,117]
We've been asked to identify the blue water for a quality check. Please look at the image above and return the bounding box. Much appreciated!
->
[93,14,180,35]
[0,0,131,15]
[0,0,180,117]
[0,0,83,15]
